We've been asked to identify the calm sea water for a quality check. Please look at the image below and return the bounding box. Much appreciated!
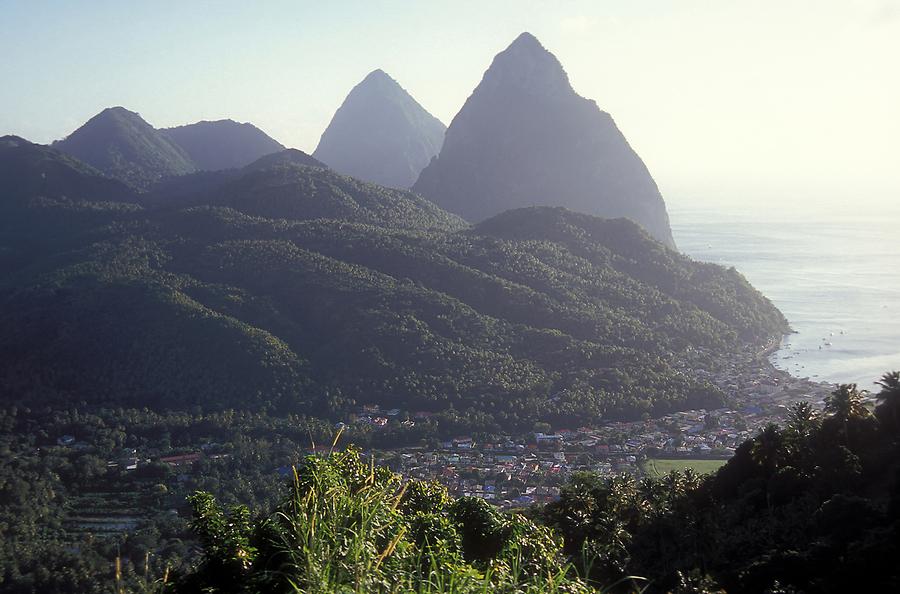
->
[670,199,900,389]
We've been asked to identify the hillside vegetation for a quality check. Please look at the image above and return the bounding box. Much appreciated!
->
[175,374,900,593]
[179,446,593,593]
[541,374,900,593]
[0,135,136,206]
[0,141,786,431]
[197,161,465,230]
[0,372,896,593]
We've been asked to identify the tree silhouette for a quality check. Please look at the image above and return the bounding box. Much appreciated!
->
[824,384,868,423]
[825,383,870,449]
[787,401,819,438]
[875,371,900,433]
[785,401,820,463]
[751,424,785,476]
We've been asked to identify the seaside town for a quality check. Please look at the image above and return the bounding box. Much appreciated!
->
[63,351,837,515]
[367,357,836,508]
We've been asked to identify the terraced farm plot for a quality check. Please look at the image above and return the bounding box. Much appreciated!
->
[642,458,727,478]
[64,491,149,539]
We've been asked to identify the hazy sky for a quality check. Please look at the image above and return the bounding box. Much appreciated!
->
[1,0,898,203]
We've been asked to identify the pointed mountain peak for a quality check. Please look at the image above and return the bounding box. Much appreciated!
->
[361,68,393,83]
[60,107,157,143]
[508,31,544,51]
[352,69,406,97]
[480,32,571,94]
[313,70,446,188]
[100,105,135,115]
[91,106,149,125]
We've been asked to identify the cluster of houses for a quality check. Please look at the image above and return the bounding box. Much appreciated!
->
[345,404,426,428]
[365,363,834,508]
[54,355,833,509]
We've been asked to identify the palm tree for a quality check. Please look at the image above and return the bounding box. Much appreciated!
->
[638,477,665,516]
[751,424,787,513]
[785,402,819,463]
[660,470,687,509]
[825,383,870,448]
[751,424,785,476]
[787,401,819,438]
[875,371,900,432]
[824,384,868,423]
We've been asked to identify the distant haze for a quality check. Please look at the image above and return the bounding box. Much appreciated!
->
[1,1,898,202]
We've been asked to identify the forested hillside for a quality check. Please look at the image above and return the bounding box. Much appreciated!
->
[0,140,786,430]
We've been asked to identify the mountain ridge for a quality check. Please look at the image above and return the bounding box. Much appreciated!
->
[53,107,196,190]
[52,108,287,190]
[162,119,285,171]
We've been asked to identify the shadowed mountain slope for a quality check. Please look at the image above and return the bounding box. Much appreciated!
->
[162,119,285,171]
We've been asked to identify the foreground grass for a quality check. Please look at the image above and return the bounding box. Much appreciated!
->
[641,458,726,478]
[175,446,605,593]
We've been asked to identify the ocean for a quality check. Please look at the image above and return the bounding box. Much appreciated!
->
[670,198,900,389]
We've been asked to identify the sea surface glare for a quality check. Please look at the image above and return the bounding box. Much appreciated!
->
[672,198,900,388]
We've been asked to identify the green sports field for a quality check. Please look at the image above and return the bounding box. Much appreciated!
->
[641,458,728,478]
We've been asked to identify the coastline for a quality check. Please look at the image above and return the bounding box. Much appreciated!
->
[756,334,785,359]
[672,200,900,390]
